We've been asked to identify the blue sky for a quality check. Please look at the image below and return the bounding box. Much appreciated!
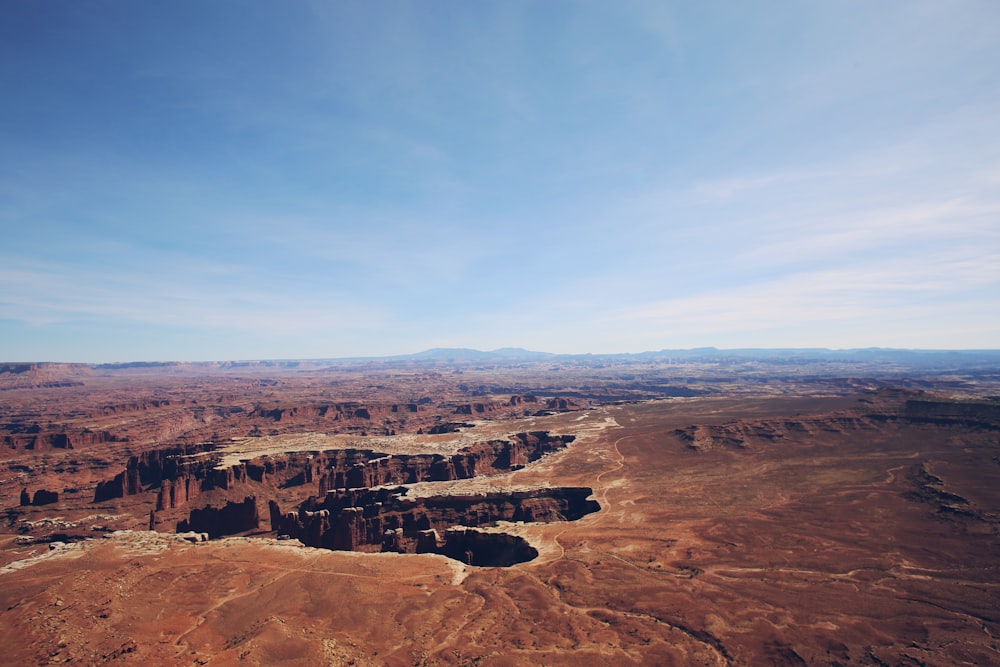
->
[2,1,999,362]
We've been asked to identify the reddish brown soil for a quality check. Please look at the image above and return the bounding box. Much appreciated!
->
[1,361,999,665]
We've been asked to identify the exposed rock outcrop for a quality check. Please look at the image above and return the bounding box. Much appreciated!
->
[673,416,881,452]
[453,396,545,416]
[439,527,539,567]
[250,402,419,422]
[315,433,574,492]
[176,496,259,538]
[425,422,475,434]
[270,486,599,563]
[904,399,1000,426]
[94,432,574,505]
[17,487,60,506]
[31,489,59,506]
[2,429,121,452]
[92,430,583,565]
[93,442,221,502]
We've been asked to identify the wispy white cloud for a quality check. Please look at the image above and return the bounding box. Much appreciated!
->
[739,198,1000,266]
[0,256,387,335]
[595,242,1000,346]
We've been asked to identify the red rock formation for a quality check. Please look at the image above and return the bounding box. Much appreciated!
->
[672,416,882,452]
[0,362,91,389]
[382,527,405,552]
[439,527,538,566]
[2,429,120,453]
[249,402,419,422]
[91,432,577,556]
[314,433,573,491]
[99,399,176,415]
[93,471,128,502]
[425,421,475,434]
[156,474,203,510]
[176,496,259,538]
[31,489,59,506]
[94,443,220,502]
[272,486,599,563]
[904,399,1000,425]
[545,398,578,411]
[415,528,440,553]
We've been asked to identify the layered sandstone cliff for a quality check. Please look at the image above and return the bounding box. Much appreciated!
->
[269,485,598,564]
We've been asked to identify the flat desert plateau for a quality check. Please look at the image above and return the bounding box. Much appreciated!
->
[1,354,998,665]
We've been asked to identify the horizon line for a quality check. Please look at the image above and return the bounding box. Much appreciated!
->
[5,345,1000,366]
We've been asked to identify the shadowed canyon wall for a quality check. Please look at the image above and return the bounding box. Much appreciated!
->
[87,431,587,564]
[270,486,599,565]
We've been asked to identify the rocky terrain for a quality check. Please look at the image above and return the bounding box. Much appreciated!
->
[1,353,999,664]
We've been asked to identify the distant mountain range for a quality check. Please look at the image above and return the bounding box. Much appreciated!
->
[386,347,1000,365]
[392,347,558,361]
[324,346,1000,372]
[7,347,999,370]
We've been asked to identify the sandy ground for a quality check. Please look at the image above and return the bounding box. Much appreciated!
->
[2,396,999,665]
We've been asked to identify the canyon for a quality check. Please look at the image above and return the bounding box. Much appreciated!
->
[1,350,999,665]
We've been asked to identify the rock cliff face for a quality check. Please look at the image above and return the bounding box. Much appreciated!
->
[2,429,121,453]
[904,399,1000,426]
[31,489,60,506]
[269,486,599,564]
[438,527,539,567]
[94,432,573,505]
[94,442,221,502]
[672,416,883,452]
[87,429,584,563]
[451,395,577,417]
[316,432,573,492]
[424,421,475,434]
[19,488,59,506]
[176,496,259,538]
[251,402,396,421]
[0,362,91,389]
[671,400,1000,454]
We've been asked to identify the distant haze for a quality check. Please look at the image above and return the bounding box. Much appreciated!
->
[2,2,999,362]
